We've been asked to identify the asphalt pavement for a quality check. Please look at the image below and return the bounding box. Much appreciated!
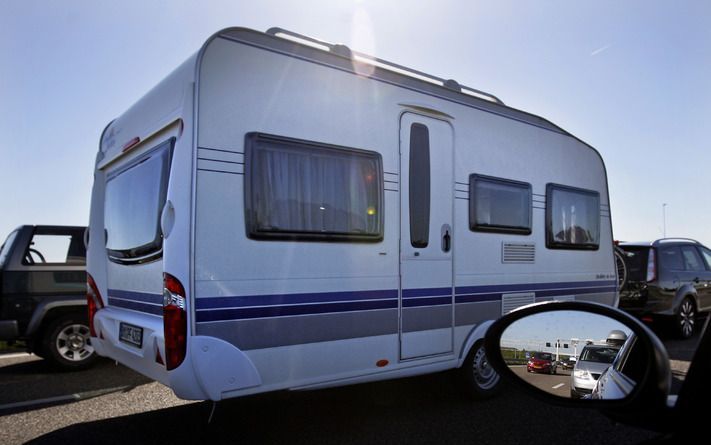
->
[0,320,702,445]
[1,355,662,445]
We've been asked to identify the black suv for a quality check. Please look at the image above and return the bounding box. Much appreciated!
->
[617,239,711,339]
[0,225,95,369]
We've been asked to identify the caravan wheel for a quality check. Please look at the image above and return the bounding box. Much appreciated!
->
[460,341,501,400]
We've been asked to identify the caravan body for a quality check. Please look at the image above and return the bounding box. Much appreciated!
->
[87,27,618,400]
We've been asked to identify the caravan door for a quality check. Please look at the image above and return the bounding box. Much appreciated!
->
[399,113,454,360]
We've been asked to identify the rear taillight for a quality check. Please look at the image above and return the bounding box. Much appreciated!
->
[86,274,104,337]
[163,273,187,371]
[646,248,657,282]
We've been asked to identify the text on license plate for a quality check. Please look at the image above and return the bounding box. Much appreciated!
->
[119,322,143,348]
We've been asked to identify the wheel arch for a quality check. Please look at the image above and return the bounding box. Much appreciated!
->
[458,320,495,367]
[26,299,87,342]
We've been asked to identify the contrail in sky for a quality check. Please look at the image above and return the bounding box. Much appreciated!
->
[590,44,612,57]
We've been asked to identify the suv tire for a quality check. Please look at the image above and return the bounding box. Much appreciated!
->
[676,298,696,340]
[43,314,97,371]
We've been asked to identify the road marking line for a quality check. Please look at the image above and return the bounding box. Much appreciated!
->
[552,383,565,390]
[0,386,131,412]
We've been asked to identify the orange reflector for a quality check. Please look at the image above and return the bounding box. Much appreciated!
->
[376,359,389,367]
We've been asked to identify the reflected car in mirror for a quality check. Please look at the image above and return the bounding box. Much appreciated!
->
[571,344,621,398]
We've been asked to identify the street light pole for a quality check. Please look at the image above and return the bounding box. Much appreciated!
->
[662,203,668,238]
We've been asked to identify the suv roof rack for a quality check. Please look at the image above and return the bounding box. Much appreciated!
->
[265,27,505,105]
[655,238,700,245]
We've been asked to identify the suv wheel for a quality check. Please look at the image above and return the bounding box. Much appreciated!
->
[676,298,696,339]
[43,314,97,370]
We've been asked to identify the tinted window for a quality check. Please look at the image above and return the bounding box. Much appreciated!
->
[409,124,430,248]
[681,246,705,272]
[105,139,173,263]
[245,133,382,242]
[579,346,618,364]
[659,247,684,271]
[701,247,711,270]
[22,227,85,266]
[546,184,600,250]
[619,246,650,281]
[470,175,531,234]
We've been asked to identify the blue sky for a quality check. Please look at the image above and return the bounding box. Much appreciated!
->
[500,310,632,354]
[1,1,710,246]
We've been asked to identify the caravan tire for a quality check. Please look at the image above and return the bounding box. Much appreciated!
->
[460,341,501,400]
[42,314,97,371]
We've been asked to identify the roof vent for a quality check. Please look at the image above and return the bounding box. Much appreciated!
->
[443,79,461,92]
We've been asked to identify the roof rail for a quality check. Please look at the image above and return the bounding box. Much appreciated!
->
[655,238,700,245]
[265,27,504,105]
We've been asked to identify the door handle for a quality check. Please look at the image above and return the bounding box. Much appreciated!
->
[441,224,451,253]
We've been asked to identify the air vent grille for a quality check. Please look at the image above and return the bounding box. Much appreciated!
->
[502,242,535,264]
[501,292,536,315]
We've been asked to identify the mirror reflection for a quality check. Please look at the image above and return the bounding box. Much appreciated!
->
[500,310,644,400]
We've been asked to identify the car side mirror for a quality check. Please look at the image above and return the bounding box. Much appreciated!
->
[484,302,673,431]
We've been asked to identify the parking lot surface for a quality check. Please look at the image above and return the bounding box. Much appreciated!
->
[0,323,701,445]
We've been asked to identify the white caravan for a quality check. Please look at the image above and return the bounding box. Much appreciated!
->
[87,27,618,401]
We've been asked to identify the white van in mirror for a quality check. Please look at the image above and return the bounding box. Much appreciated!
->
[86,27,618,402]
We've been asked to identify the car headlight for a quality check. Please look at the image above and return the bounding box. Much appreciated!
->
[574,369,590,379]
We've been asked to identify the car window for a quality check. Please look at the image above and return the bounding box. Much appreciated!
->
[681,246,705,272]
[22,228,86,266]
[579,347,618,363]
[659,246,684,271]
[700,247,711,271]
[619,246,649,281]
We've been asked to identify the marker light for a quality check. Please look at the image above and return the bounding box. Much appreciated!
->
[122,137,141,152]
[163,273,187,371]
[86,273,104,337]
[646,248,657,282]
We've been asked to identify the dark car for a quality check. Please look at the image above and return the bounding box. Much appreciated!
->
[617,239,711,339]
[527,351,557,374]
[0,225,95,370]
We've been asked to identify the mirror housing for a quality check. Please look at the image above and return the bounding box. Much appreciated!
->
[484,301,673,431]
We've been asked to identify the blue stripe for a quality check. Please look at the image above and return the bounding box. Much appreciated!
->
[402,296,452,308]
[108,297,163,316]
[107,289,163,316]
[196,298,397,323]
[108,289,163,305]
[196,289,398,310]
[190,280,617,323]
[402,287,452,299]
[455,293,502,304]
[454,280,616,295]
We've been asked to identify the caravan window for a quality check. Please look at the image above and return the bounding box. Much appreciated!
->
[104,139,173,263]
[409,124,430,248]
[469,175,531,235]
[546,184,600,250]
[245,133,383,242]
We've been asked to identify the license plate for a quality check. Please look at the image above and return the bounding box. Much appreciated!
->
[119,322,143,348]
